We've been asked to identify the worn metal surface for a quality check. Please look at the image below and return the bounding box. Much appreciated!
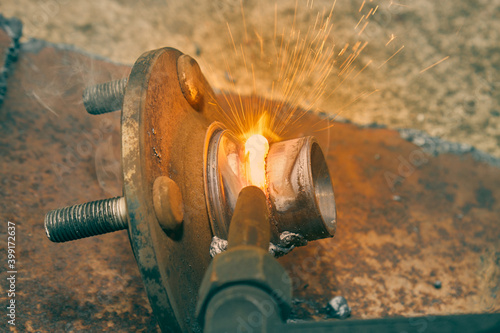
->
[197,187,498,332]
[226,186,270,250]
[44,196,128,242]
[82,78,128,115]
[205,127,337,245]
[267,136,336,241]
[121,47,221,332]
[197,186,292,328]
[274,106,500,320]
[215,94,500,321]
[152,176,184,232]
[1,23,499,332]
[204,123,236,240]
[0,30,158,332]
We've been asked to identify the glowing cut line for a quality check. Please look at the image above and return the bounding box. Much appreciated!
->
[244,134,269,190]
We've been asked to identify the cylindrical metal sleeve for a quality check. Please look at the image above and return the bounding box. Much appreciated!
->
[266,136,336,241]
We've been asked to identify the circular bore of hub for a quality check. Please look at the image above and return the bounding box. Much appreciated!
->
[204,124,337,243]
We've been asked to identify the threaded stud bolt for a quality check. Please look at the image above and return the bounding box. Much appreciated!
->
[44,196,128,242]
[82,78,128,115]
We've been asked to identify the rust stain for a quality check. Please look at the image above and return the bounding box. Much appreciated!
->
[275,111,500,320]
[0,27,499,330]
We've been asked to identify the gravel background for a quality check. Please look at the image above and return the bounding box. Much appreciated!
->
[2,0,499,156]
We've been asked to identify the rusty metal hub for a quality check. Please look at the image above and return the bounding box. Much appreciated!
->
[43,47,337,332]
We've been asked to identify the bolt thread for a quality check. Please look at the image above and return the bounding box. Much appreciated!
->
[45,197,128,242]
[82,78,128,115]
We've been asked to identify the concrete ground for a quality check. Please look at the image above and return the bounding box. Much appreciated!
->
[2,0,499,156]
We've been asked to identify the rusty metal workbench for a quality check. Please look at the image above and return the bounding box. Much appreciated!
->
[0,18,499,332]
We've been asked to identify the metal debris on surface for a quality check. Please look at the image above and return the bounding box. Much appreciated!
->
[210,231,308,258]
[326,296,351,319]
[209,236,228,258]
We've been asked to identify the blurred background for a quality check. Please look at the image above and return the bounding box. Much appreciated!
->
[3,0,499,155]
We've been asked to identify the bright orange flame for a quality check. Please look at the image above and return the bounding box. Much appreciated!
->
[244,134,269,189]
[239,113,280,143]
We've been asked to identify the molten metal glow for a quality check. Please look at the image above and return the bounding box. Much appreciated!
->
[244,134,269,189]
[240,113,280,143]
